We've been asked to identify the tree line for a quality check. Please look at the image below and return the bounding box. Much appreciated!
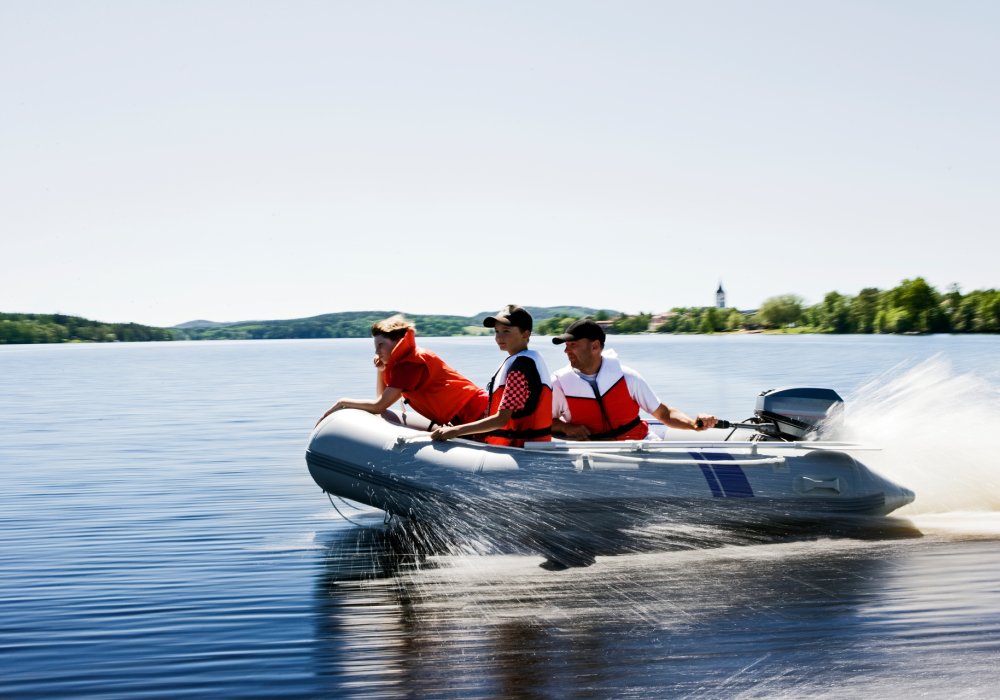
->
[173,306,609,341]
[646,278,999,334]
[0,313,174,344]
[2,282,997,344]
[748,278,999,334]
[0,307,608,344]
[173,312,477,341]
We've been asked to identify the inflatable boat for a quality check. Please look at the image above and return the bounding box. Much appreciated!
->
[306,388,915,556]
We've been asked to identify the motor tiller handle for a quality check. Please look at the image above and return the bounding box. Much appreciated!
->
[696,418,733,430]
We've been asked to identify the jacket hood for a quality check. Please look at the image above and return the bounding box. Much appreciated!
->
[387,328,417,367]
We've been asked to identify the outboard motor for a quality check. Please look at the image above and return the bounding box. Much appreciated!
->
[754,387,844,441]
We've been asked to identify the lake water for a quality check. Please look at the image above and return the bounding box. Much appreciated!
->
[3,334,1000,698]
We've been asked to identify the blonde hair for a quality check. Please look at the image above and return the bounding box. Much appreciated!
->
[371,314,414,341]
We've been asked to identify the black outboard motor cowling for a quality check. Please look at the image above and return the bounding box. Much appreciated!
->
[754,387,844,441]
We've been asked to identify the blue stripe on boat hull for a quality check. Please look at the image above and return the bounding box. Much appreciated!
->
[691,452,755,498]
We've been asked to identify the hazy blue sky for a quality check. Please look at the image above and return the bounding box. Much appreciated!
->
[3,1,998,326]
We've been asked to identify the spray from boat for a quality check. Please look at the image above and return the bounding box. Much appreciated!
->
[843,355,1000,535]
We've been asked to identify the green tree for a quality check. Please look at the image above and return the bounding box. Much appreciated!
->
[974,291,1000,333]
[849,288,881,334]
[611,313,652,334]
[724,308,744,331]
[699,307,726,333]
[815,291,852,333]
[755,295,804,329]
[887,277,939,333]
[536,316,579,336]
[941,284,963,331]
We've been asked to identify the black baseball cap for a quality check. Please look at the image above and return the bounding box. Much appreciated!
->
[552,318,606,345]
[483,304,533,331]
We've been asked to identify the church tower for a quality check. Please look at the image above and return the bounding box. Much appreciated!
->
[716,282,725,309]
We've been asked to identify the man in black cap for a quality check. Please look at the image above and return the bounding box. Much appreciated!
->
[431,305,553,447]
[550,318,717,441]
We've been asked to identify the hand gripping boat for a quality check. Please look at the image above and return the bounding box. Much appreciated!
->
[306,388,915,554]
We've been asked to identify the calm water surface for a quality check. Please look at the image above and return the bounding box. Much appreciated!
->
[2,335,1000,698]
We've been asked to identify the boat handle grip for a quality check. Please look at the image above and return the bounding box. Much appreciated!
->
[696,418,732,429]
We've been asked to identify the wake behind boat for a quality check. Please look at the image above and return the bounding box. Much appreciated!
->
[306,388,915,559]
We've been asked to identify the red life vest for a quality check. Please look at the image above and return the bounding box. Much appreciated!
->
[484,349,552,448]
[382,329,486,426]
[552,355,649,440]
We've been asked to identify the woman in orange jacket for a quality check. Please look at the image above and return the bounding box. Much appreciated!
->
[317,315,488,428]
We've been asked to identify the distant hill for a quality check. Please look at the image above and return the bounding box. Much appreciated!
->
[0,307,618,345]
[172,319,244,330]
[171,307,618,341]
[0,313,173,344]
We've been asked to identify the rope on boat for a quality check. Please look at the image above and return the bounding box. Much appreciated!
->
[326,492,383,530]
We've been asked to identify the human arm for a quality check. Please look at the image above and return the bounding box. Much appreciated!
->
[430,409,512,441]
[622,368,715,431]
[374,355,386,395]
[316,387,404,426]
[549,378,591,439]
[551,416,592,440]
[433,365,537,441]
[650,403,717,431]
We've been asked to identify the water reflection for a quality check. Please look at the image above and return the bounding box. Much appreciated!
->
[311,518,966,699]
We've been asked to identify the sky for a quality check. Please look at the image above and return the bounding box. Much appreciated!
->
[3,1,998,327]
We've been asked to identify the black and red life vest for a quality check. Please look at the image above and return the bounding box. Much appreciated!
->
[484,349,552,448]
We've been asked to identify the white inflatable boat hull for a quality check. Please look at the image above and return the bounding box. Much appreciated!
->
[306,409,914,547]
